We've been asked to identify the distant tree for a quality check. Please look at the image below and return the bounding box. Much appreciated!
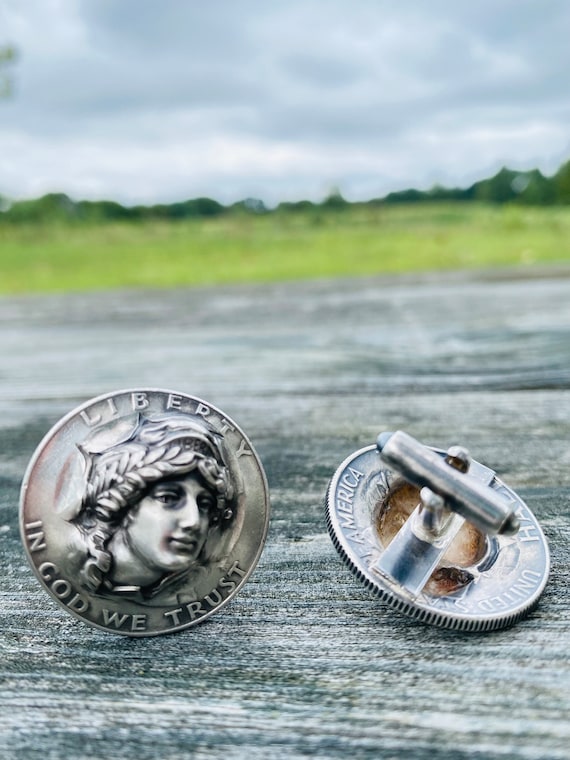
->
[76,199,135,222]
[321,187,349,209]
[470,167,558,205]
[516,169,556,205]
[168,197,226,218]
[4,193,77,223]
[553,161,570,204]
[276,200,317,213]
[383,188,427,204]
[472,167,520,203]
[427,184,474,202]
[0,45,17,98]
[230,198,267,214]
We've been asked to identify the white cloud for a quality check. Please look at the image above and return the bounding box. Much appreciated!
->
[1,0,569,205]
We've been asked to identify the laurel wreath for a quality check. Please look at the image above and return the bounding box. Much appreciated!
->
[85,442,218,518]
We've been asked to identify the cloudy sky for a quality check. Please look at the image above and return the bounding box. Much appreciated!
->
[1,0,569,206]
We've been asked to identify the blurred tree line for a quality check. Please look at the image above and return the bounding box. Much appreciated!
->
[2,160,570,226]
[380,163,570,206]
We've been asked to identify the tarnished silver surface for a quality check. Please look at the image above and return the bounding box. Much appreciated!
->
[326,436,550,631]
[20,388,270,636]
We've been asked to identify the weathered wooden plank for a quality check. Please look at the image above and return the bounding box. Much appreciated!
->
[1,270,569,759]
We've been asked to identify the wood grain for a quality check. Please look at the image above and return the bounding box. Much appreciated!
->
[1,269,569,759]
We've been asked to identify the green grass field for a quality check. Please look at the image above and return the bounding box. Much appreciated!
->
[1,203,570,294]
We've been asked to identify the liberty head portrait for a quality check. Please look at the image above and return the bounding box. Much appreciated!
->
[66,413,239,602]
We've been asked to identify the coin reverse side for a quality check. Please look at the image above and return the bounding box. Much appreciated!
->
[326,445,549,632]
[20,389,270,636]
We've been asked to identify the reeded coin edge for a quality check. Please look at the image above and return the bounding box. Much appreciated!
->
[325,445,550,633]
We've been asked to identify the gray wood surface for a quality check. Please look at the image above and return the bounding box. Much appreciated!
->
[1,269,569,759]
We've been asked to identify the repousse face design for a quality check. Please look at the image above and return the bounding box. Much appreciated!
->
[125,473,214,574]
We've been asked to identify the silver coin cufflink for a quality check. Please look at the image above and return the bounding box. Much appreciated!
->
[20,389,270,636]
[326,430,550,632]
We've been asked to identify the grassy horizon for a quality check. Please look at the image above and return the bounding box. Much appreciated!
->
[1,202,570,295]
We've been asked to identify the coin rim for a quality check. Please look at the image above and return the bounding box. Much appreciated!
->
[19,387,271,636]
